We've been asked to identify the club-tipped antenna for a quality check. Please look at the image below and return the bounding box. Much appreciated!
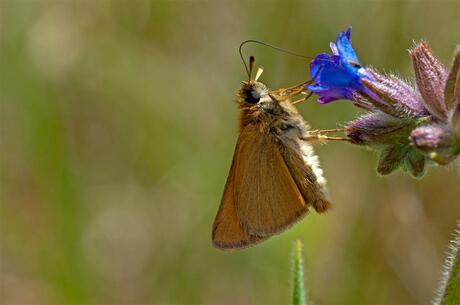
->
[239,40,314,78]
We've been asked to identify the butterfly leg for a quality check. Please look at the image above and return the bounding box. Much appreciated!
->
[316,128,346,133]
[301,134,350,142]
[292,97,306,105]
[304,127,350,142]
[301,129,350,142]
[316,135,350,142]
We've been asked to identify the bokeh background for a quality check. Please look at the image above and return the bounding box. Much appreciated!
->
[1,1,460,304]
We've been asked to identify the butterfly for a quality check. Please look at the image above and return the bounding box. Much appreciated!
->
[212,56,334,250]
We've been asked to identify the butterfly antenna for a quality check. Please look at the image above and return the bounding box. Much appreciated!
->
[248,56,255,81]
[239,42,251,79]
[239,40,314,78]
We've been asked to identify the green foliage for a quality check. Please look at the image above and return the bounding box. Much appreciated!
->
[434,221,460,305]
[292,240,308,305]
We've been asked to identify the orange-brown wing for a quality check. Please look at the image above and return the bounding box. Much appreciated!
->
[278,138,331,213]
[234,125,309,236]
[212,139,267,250]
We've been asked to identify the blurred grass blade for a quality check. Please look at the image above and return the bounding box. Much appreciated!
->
[433,220,460,305]
[292,239,308,305]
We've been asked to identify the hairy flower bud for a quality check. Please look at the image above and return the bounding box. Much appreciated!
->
[444,47,460,111]
[410,125,453,151]
[363,70,428,118]
[346,111,412,145]
[445,48,460,131]
[410,124,460,165]
[410,42,448,120]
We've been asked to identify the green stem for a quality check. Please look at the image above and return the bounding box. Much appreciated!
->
[292,239,308,305]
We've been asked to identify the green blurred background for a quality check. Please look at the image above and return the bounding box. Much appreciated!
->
[1,1,460,304]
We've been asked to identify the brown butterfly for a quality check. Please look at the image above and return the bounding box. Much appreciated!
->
[212,57,338,250]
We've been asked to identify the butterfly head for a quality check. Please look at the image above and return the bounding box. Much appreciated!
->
[238,80,307,109]
[237,56,308,112]
[238,80,269,104]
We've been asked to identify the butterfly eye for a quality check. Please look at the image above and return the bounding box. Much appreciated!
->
[242,87,261,104]
[245,91,261,104]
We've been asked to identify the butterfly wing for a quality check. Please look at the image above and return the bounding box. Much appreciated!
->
[212,139,268,250]
[234,125,309,237]
[278,136,332,213]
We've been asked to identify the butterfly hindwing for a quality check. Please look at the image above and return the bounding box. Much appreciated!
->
[277,135,332,213]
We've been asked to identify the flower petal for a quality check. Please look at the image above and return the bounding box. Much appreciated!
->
[345,27,352,39]
[309,53,332,79]
[310,54,353,87]
[307,28,370,103]
[307,84,328,92]
[335,27,360,66]
[329,42,338,55]
[307,86,352,103]
[318,96,340,104]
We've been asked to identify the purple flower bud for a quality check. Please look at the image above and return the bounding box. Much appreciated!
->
[350,92,374,110]
[363,69,428,118]
[444,47,460,111]
[346,111,410,145]
[347,111,426,177]
[410,124,460,165]
[410,124,453,151]
[410,42,448,120]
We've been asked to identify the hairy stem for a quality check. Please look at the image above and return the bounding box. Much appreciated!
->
[433,220,460,305]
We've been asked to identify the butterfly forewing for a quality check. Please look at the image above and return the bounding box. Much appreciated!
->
[212,140,268,250]
[234,125,309,236]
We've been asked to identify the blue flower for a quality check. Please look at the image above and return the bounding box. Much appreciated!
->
[307,27,373,103]
[306,29,460,177]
